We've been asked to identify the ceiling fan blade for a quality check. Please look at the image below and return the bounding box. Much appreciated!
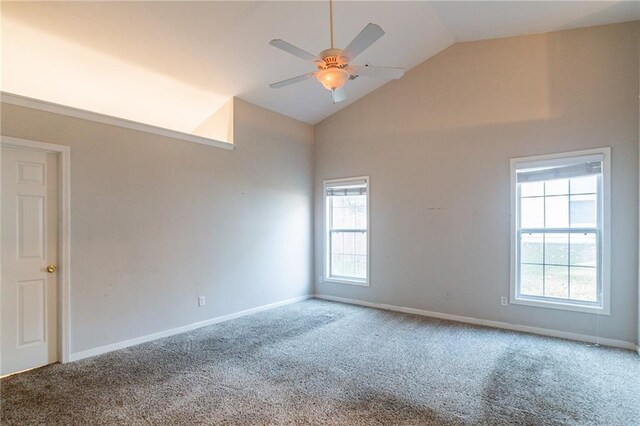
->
[332,87,346,103]
[351,65,404,80]
[269,72,316,89]
[269,39,319,63]
[341,23,385,61]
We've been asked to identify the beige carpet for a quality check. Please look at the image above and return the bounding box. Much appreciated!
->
[2,299,639,425]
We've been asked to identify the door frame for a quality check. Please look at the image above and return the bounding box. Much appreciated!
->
[1,136,71,364]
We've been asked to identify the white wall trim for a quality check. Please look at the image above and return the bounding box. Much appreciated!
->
[0,136,72,363]
[314,294,636,351]
[69,295,311,362]
[1,92,234,151]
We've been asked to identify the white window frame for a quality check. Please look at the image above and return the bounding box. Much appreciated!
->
[510,148,611,315]
[324,176,370,286]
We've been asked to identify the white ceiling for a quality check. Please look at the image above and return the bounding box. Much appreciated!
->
[2,1,638,134]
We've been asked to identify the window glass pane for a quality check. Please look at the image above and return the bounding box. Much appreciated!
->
[521,197,544,228]
[334,254,353,277]
[343,254,356,277]
[331,254,366,279]
[569,233,597,267]
[521,233,543,264]
[338,200,350,228]
[570,175,597,195]
[570,194,596,228]
[329,198,341,228]
[545,196,568,228]
[338,204,348,228]
[347,196,362,221]
[545,179,568,196]
[331,195,365,229]
[521,181,544,197]
[520,264,543,296]
[545,265,568,299]
[332,230,344,253]
[330,231,366,280]
[356,205,367,229]
[569,267,597,302]
[356,232,367,255]
[355,255,367,279]
[330,254,344,277]
[342,232,355,254]
[544,233,568,265]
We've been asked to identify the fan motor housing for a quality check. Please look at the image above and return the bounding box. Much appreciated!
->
[318,48,349,69]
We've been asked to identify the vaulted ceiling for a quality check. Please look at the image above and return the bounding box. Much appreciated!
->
[2,1,638,135]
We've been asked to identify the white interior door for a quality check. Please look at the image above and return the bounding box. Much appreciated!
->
[1,146,58,375]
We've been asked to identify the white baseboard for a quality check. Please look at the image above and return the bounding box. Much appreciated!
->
[636,345,640,357]
[314,294,637,351]
[69,295,311,362]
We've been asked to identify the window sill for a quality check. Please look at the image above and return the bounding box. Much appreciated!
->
[323,277,369,287]
[510,296,609,315]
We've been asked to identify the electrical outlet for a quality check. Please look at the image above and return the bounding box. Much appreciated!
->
[318,276,324,284]
[501,296,508,306]
[198,296,206,307]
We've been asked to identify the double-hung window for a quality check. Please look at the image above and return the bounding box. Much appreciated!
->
[324,177,369,286]
[511,148,610,314]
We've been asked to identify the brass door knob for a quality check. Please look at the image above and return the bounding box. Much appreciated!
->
[47,265,57,273]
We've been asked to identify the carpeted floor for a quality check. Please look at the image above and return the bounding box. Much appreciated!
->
[1,299,639,425]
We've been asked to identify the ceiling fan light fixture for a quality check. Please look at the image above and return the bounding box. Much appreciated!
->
[268,0,403,102]
[317,68,349,91]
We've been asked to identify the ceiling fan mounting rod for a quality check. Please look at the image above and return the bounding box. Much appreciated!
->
[329,0,334,49]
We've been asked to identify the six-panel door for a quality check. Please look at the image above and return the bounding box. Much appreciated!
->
[1,146,58,376]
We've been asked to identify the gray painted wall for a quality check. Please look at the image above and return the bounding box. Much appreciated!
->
[314,22,640,343]
[1,98,314,353]
[1,22,637,355]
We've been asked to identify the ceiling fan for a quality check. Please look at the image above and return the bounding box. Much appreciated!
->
[269,0,405,103]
